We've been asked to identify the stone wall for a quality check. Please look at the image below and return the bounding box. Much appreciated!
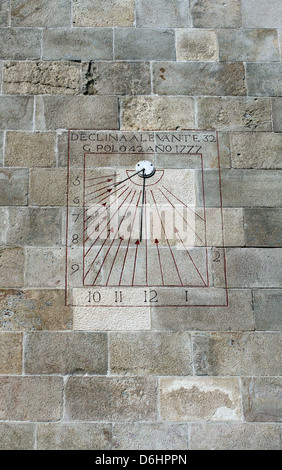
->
[0,0,281,450]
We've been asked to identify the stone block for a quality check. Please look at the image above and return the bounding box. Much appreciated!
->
[0,0,9,26]
[25,248,65,288]
[191,0,242,28]
[73,0,135,27]
[247,63,282,96]
[190,422,282,450]
[273,98,282,132]
[198,98,272,132]
[65,376,157,421]
[0,376,63,421]
[73,306,151,331]
[42,28,113,61]
[218,29,279,62]
[5,131,56,168]
[214,248,282,288]
[6,208,62,246]
[152,289,254,332]
[112,423,188,450]
[153,62,246,96]
[136,0,191,27]
[0,28,41,60]
[0,131,4,166]
[35,96,119,131]
[253,289,282,331]
[0,248,24,288]
[11,0,71,26]
[241,377,282,422]
[242,0,282,28]
[3,61,81,95]
[109,332,192,376]
[29,169,67,206]
[176,29,218,62]
[0,332,22,373]
[0,423,35,450]
[24,332,108,375]
[230,132,282,168]
[82,61,151,96]
[193,332,281,376]
[244,209,282,247]
[0,169,28,206]
[0,289,72,331]
[115,28,176,61]
[121,96,195,130]
[0,208,8,245]
[37,423,113,450]
[0,96,34,130]
[160,377,242,421]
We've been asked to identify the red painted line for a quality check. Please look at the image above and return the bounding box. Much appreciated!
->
[175,229,207,287]
[161,185,206,222]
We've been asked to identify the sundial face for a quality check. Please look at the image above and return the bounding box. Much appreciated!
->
[66,130,228,308]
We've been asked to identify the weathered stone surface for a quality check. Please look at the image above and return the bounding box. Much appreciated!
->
[25,248,65,288]
[0,209,8,245]
[230,132,282,168]
[152,289,254,332]
[204,208,245,246]
[0,131,4,166]
[82,61,151,96]
[253,289,282,331]
[0,169,28,206]
[191,0,242,28]
[193,332,281,376]
[29,169,67,206]
[0,423,35,450]
[109,332,192,376]
[0,248,24,288]
[244,209,282,247]
[198,98,272,132]
[73,0,134,27]
[214,248,282,288]
[65,377,157,421]
[112,423,188,450]
[0,376,63,421]
[121,96,195,130]
[74,306,151,331]
[153,62,246,96]
[115,28,176,61]
[241,378,282,422]
[0,332,22,373]
[136,0,191,27]
[3,61,81,95]
[0,0,9,26]
[0,96,34,130]
[190,422,282,450]
[25,332,108,375]
[247,63,282,96]
[42,28,113,61]
[6,208,62,246]
[242,0,282,28]
[0,28,41,60]
[35,96,118,130]
[273,98,282,132]
[37,423,113,450]
[176,29,218,61]
[218,29,279,62]
[160,377,242,421]
[11,0,71,26]
[0,289,72,331]
[5,131,56,167]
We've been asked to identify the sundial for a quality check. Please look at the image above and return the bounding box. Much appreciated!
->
[66,130,228,308]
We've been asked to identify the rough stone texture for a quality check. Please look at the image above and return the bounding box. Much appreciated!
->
[25,248,65,288]
[121,96,195,130]
[5,132,56,167]
[241,377,282,423]
[0,28,41,60]
[253,289,282,331]
[0,96,34,130]
[73,306,151,331]
[230,132,282,168]
[176,29,218,61]
[190,422,282,450]
[136,0,191,28]
[244,209,282,247]
[273,98,282,132]
[198,98,272,132]
[65,377,157,421]
[115,29,176,61]
[193,332,281,376]
[73,0,135,27]
[218,29,279,62]
[153,62,246,96]
[0,376,63,421]
[0,423,35,450]
[242,0,282,28]
[0,332,22,373]
[0,248,24,288]
[11,0,71,27]
[29,169,67,206]
[247,63,282,96]
[191,0,242,28]
[3,61,81,95]
[0,1,9,26]
[0,169,28,206]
